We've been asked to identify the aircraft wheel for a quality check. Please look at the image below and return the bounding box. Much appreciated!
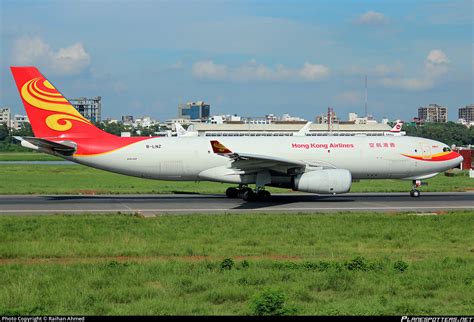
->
[257,190,271,201]
[225,187,239,198]
[242,189,256,202]
[410,190,421,198]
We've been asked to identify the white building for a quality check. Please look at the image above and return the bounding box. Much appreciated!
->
[208,115,225,124]
[103,118,119,124]
[279,113,307,122]
[458,118,474,128]
[191,122,392,137]
[11,114,29,130]
[348,112,378,124]
[133,116,157,128]
[207,114,242,124]
[164,118,195,126]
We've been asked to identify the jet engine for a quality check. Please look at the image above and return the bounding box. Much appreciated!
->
[293,169,352,194]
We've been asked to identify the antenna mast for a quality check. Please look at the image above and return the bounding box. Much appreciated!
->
[328,106,333,133]
[365,75,368,117]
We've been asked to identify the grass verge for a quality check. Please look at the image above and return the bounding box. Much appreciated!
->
[0,152,62,161]
[0,212,473,315]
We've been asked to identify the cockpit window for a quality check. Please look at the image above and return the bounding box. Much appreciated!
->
[443,147,452,152]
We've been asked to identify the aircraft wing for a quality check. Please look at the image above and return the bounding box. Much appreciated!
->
[210,140,310,173]
[14,136,77,156]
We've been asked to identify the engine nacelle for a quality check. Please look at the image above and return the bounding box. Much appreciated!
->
[293,169,352,194]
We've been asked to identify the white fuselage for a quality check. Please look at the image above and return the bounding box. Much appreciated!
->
[68,135,462,185]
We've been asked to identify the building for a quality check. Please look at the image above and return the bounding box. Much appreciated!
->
[315,112,339,125]
[164,118,193,126]
[348,112,378,125]
[0,107,11,126]
[133,116,158,128]
[459,104,474,123]
[178,101,210,120]
[207,115,242,124]
[103,118,119,124]
[11,114,29,131]
[69,97,102,122]
[267,113,307,123]
[454,148,473,170]
[121,115,134,125]
[418,104,448,123]
[190,122,392,137]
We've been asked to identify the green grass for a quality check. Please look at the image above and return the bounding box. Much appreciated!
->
[0,212,472,315]
[0,152,62,161]
[0,163,472,195]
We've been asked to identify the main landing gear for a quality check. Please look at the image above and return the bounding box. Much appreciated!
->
[225,185,271,201]
[410,180,423,198]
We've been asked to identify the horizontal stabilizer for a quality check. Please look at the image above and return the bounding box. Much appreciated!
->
[14,136,77,156]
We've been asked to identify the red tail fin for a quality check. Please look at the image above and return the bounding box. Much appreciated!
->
[10,66,108,139]
[390,120,404,133]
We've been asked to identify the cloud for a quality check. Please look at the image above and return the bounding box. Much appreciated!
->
[192,60,329,82]
[111,81,128,93]
[192,60,228,80]
[298,62,330,81]
[424,49,450,77]
[356,11,389,25]
[347,62,404,77]
[380,49,450,91]
[334,90,362,105]
[380,77,434,91]
[12,36,90,75]
[374,63,404,76]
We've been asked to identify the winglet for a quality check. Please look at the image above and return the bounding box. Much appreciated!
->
[210,140,232,154]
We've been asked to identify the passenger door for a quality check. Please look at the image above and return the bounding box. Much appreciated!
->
[420,143,431,160]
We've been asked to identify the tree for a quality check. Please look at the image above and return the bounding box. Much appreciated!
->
[403,122,471,146]
[0,123,9,141]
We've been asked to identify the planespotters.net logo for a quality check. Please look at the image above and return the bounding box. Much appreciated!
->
[401,317,473,322]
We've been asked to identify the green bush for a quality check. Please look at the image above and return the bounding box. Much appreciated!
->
[393,260,409,272]
[346,256,369,271]
[240,260,250,269]
[220,257,234,270]
[250,288,296,316]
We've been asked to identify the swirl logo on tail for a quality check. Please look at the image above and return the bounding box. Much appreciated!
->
[20,77,91,132]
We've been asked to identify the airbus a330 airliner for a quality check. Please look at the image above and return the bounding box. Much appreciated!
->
[10,67,463,200]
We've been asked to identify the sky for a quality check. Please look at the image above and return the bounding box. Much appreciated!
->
[0,0,472,122]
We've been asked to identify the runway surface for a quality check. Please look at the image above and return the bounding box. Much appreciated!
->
[0,192,473,215]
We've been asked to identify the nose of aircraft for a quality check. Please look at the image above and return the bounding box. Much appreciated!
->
[451,151,464,167]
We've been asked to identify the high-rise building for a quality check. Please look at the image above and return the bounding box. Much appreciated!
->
[459,104,474,123]
[69,97,102,122]
[178,101,210,120]
[418,104,448,123]
[0,107,11,126]
[315,111,338,124]
[11,114,29,130]
[121,115,134,125]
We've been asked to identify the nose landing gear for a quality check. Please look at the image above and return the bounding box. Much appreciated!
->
[410,180,423,198]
